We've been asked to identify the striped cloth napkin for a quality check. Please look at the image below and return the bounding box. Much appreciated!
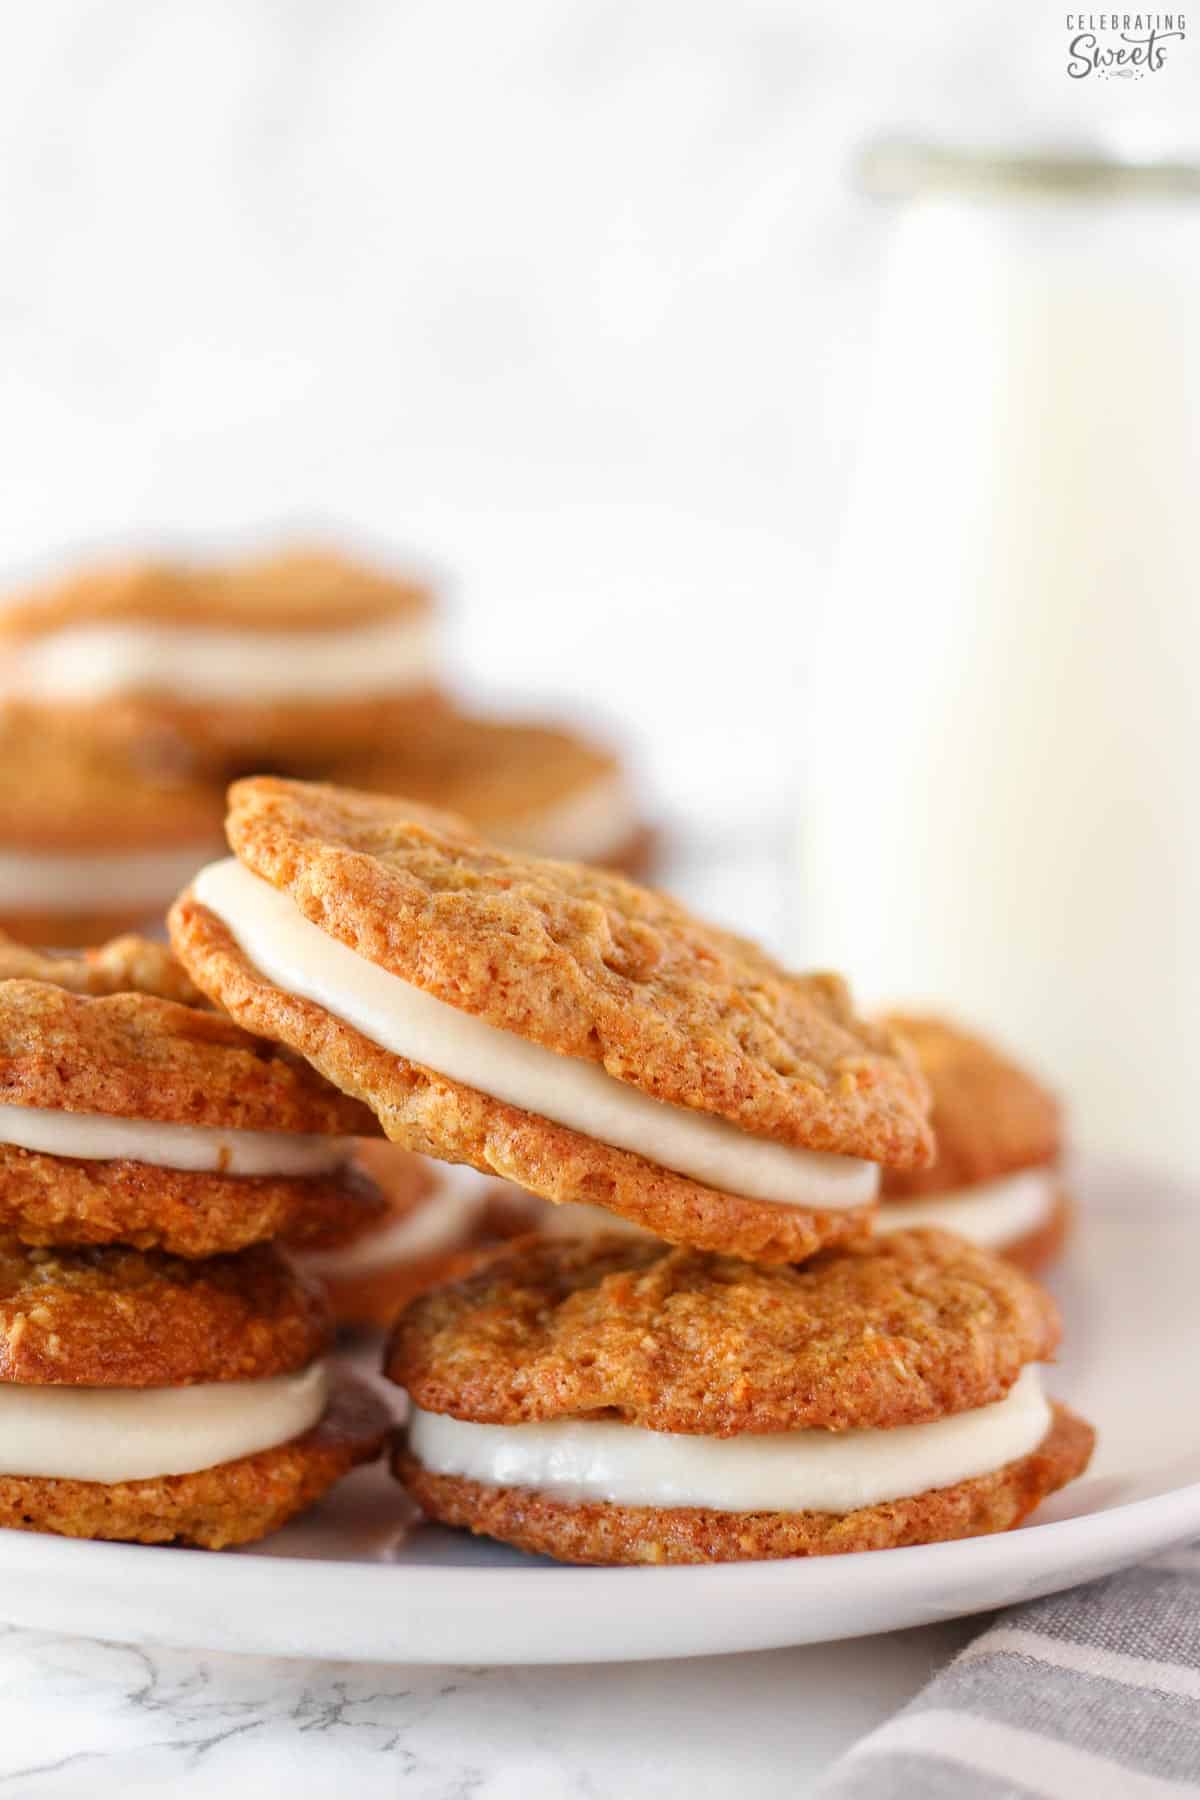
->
[817,1545,1200,1798]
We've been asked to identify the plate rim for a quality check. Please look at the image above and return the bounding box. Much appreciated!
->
[0,1167,1194,1662]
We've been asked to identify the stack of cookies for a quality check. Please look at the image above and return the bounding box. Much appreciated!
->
[0,546,648,942]
[168,776,1095,1567]
[0,932,388,1547]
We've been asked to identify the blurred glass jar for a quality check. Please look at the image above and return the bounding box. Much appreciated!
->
[799,143,1200,1178]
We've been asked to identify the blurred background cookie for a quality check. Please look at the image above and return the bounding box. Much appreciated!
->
[876,1012,1067,1271]
[0,538,656,933]
[292,1141,536,1333]
[0,713,225,946]
[0,547,443,774]
[331,708,650,873]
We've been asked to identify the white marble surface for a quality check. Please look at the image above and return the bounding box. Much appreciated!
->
[0,1617,977,1797]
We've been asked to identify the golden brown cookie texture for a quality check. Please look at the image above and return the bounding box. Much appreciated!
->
[387,1231,1060,1436]
[0,1374,389,1549]
[0,976,379,1135]
[170,776,933,1260]
[0,1240,331,1386]
[0,932,202,1002]
[881,1013,1061,1199]
[396,1403,1094,1565]
[216,778,931,1167]
[0,933,385,1255]
[390,1233,1091,1566]
[171,888,877,1264]
[0,1145,388,1259]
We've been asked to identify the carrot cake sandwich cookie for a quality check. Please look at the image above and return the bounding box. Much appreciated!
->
[876,1014,1068,1270]
[0,1237,387,1546]
[0,546,441,769]
[292,1142,536,1332]
[0,712,226,946]
[169,779,934,1264]
[0,933,390,1260]
[333,708,652,874]
[387,1231,1095,1565]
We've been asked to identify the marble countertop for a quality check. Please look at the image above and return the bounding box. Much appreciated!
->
[0,1616,976,1797]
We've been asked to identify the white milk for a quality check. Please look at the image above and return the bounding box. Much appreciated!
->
[800,153,1200,1178]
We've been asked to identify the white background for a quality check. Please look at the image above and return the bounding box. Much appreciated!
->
[3,0,1194,838]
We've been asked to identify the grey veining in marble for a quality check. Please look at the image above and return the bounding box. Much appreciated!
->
[0,1620,977,1798]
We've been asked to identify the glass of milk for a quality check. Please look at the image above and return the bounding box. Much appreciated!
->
[799,143,1200,1179]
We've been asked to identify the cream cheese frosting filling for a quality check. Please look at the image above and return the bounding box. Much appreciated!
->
[875,1169,1055,1249]
[0,1101,352,1179]
[408,1366,1051,1513]
[192,858,880,1213]
[497,772,639,863]
[3,616,436,703]
[298,1167,494,1279]
[0,1360,329,1483]
[0,844,223,912]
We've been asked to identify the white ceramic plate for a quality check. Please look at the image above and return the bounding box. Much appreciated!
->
[0,1159,1194,1665]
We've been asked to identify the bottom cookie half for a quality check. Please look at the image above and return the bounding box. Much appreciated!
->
[0,1376,389,1550]
[394,1402,1093,1566]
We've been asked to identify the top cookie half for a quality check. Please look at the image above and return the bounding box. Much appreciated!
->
[170,780,933,1263]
